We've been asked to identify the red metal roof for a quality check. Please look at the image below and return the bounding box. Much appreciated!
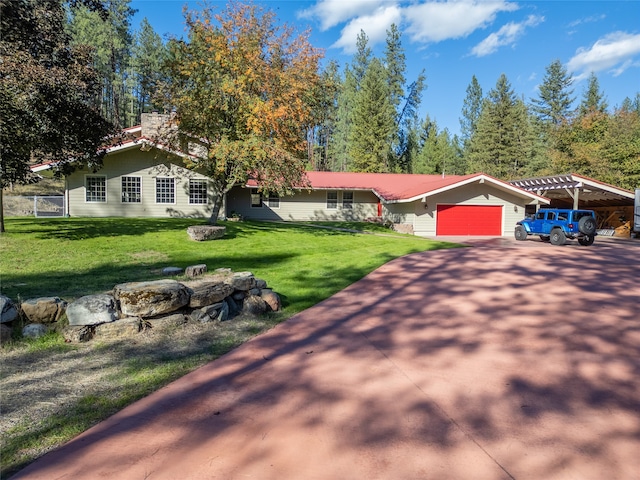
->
[300,171,478,201]
[247,171,547,203]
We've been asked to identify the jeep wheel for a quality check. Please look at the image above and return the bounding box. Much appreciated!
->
[539,235,550,242]
[578,234,595,246]
[550,229,566,246]
[514,225,527,241]
[578,216,596,235]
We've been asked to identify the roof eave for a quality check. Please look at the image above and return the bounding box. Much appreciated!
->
[383,174,550,204]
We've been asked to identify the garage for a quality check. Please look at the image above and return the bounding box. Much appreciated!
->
[436,205,503,235]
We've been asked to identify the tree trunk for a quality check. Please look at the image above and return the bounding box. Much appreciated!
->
[208,194,223,224]
[0,187,5,233]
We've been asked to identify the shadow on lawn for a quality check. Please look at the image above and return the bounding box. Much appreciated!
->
[6,240,640,480]
[8,217,209,241]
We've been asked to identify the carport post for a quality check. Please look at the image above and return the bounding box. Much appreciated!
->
[565,187,580,209]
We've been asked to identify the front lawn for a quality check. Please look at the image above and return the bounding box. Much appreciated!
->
[0,217,454,311]
[0,217,459,478]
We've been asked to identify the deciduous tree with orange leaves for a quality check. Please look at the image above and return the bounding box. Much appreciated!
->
[160,1,324,222]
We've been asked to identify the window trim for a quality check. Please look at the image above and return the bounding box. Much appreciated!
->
[250,188,263,208]
[327,191,338,209]
[155,177,176,204]
[188,179,208,205]
[121,176,142,203]
[342,191,353,209]
[266,192,280,209]
[85,175,107,203]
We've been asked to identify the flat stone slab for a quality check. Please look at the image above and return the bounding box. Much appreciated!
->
[185,264,207,278]
[187,225,226,241]
[20,297,67,324]
[66,294,118,326]
[162,267,184,276]
[114,280,190,318]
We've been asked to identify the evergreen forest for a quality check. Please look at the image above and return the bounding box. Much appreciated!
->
[8,0,640,192]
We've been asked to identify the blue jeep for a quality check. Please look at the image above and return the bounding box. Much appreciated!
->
[515,209,597,246]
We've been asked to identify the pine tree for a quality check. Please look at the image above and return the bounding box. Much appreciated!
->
[619,93,640,115]
[384,24,405,112]
[467,74,533,179]
[352,30,371,85]
[531,60,575,125]
[383,24,426,172]
[459,75,483,146]
[411,118,461,175]
[578,72,608,116]
[349,59,395,172]
[308,60,340,171]
[384,23,406,171]
[67,0,136,127]
[131,18,167,120]
[329,67,357,171]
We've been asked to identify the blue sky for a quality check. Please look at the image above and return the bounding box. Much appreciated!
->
[131,0,640,136]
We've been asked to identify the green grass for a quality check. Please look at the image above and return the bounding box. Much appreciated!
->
[0,217,460,478]
[0,217,457,311]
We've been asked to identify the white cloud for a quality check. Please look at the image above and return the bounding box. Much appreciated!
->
[403,1,519,43]
[470,14,544,57]
[567,14,606,28]
[567,32,640,80]
[330,5,403,54]
[298,0,390,31]
[299,0,521,53]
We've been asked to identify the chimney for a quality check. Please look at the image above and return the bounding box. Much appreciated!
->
[141,112,171,139]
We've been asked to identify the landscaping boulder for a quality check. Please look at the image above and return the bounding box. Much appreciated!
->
[94,317,141,340]
[144,313,189,331]
[0,295,19,324]
[242,295,267,316]
[185,264,207,278]
[162,267,184,276]
[20,297,67,324]
[186,281,234,308]
[0,324,13,344]
[66,294,118,326]
[194,302,229,322]
[260,289,281,312]
[226,271,256,291]
[62,325,95,343]
[187,225,226,241]
[225,297,240,317]
[22,323,48,339]
[114,279,190,318]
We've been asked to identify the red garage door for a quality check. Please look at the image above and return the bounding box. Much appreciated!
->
[436,205,502,235]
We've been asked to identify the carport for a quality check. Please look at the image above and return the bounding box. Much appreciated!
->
[510,173,634,209]
[510,173,636,236]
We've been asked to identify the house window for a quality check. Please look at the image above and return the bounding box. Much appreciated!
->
[189,179,207,204]
[266,192,279,208]
[251,188,262,208]
[85,176,106,202]
[155,177,175,204]
[121,176,141,203]
[327,191,337,209]
[342,191,353,209]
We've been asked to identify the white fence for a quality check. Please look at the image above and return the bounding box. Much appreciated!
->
[3,195,66,217]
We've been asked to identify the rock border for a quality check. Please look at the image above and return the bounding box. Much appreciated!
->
[0,266,280,344]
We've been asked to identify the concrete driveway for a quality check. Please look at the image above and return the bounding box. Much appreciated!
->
[11,238,639,480]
